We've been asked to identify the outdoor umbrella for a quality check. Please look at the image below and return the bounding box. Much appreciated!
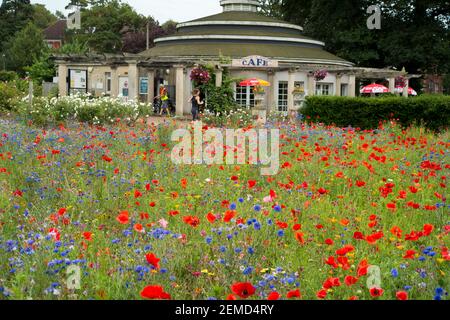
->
[360,83,389,94]
[239,78,271,87]
[395,86,418,96]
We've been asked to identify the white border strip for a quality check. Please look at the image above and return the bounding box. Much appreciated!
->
[155,35,325,46]
[177,20,304,32]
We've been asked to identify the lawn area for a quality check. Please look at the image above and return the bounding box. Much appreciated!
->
[0,119,448,300]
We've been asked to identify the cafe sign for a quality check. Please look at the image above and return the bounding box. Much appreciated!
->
[232,55,278,68]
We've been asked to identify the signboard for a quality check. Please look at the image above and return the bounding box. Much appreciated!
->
[232,55,278,68]
[69,69,87,93]
[139,77,149,95]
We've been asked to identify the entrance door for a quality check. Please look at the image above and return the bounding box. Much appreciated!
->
[235,85,255,109]
[118,76,129,100]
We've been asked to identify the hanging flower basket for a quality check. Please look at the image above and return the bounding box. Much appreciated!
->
[190,67,211,85]
[313,70,328,82]
[395,76,406,88]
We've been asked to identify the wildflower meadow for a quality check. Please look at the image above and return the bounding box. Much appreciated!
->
[0,117,448,301]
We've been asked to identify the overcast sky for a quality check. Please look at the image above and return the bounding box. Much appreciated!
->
[30,0,221,23]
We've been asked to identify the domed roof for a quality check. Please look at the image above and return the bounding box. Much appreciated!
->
[142,0,353,66]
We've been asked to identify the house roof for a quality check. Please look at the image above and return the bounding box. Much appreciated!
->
[44,20,67,40]
[142,41,350,64]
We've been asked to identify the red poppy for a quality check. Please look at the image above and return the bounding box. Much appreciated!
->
[294,232,305,244]
[206,212,216,223]
[231,282,256,299]
[224,210,236,223]
[396,291,408,300]
[134,223,144,233]
[247,180,256,189]
[116,211,129,224]
[286,289,301,299]
[140,285,171,300]
[83,232,93,241]
[267,292,280,300]
[146,253,160,269]
[403,250,416,259]
[344,276,359,286]
[369,287,384,297]
[317,289,327,299]
[183,216,200,228]
[318,188,328,195]
[102,155,112,162]
[226,294,237,300]
[58,208,67,216]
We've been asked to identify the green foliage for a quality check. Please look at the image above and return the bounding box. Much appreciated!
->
[31,3,57,29]
[69,0,147,53]
[24,50,56,84]
[15,95,153,126]
[0,0,34,54]
[0,81,23,113]
[6,22,46,73]
[0,71,18,82]
[276,0,450,74]
[196,65,238,115]
[301,95,450,131]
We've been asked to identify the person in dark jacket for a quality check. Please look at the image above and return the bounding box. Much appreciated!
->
[189,89,204,121]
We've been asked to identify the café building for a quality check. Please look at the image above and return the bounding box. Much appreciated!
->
[55,0,407,115]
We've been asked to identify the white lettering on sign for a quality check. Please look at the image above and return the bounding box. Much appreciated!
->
[232,56,278,68]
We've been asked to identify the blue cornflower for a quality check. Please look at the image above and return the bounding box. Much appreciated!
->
[277,230,285,237]
[254,205,261,212]
[391,269,399,278]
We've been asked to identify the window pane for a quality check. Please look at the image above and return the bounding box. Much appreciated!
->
[278,81,288,112]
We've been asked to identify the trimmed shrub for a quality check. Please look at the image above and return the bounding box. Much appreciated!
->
[301,95,450,131]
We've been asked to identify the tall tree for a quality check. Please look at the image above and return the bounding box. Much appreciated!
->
[32,4,57,29]
[6,22,46,73]
[274,0,450,75]
[69,0,146,53]
[0,0,34,53]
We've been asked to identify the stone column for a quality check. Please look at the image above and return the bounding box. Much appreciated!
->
[147,69,155,103]
[215,67,223,87]
[335,74,342,96]
[287,69,295,111]
[175,65,185,116]
[58,64,68,96]
[403,78,409,98]
[348,74,356,97]
[128,62,139,101]
[267,70,275,111]
[111,67,119,98]
[307,73,315,96]
[388,77,396,94]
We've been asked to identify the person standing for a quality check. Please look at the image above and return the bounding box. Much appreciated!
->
[157,85,171,117]
[189,89,204,121]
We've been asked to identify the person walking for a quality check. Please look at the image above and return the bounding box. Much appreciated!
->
[157,85,171,117]
[189,89,204,121]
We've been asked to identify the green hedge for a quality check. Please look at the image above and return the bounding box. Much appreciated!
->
[301,95,450,131]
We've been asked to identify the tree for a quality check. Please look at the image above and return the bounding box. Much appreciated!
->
[0,0,34,53]
[32,4,57,29]
[6,22,46,73]
[273,0,450,75]
[69,0,147,53]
